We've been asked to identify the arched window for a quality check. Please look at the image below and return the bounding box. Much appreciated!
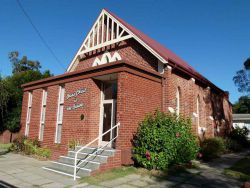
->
[111,52,122,62]
[196,95,200,127]
[92,57,101,67]
[176,87,180,115]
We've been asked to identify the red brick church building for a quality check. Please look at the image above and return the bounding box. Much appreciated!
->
[19,9,232,178]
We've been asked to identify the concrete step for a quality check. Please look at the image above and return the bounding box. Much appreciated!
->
[67,151,108,163]
[47,161,92,177]
[57,156,100,170]
[74,146,115,156]
[43,146,116,178]
[42,167,81,179]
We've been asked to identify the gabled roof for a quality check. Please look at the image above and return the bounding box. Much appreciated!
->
[68,9,226,94]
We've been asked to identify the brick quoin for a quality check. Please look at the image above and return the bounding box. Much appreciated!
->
[12,10,232,172]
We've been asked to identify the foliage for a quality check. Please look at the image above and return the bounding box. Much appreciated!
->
[229,126,250,147]
[233,96,250,113]
[35,147,51,158]
[132,110,200,170]
[244,58,250,69]
[9,51,41,74]
[68,139,79,150]
[224,137,242,152]
[11,135,51,158]
[0,143,13,155]
[0,51,52,136]
[233,58,250,93]
[10,135,27,152]
[200,137,226,161]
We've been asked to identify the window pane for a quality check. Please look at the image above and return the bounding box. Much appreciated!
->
[41,107,46,123]
[58,105,64,122]
[39,123,44,141]
[27,108,31,123]
[29,92,33,107]
[104,82,117,100]
[25,123,30,136]
[57,124,62,143]
[43,90,47,105]
[59,87,65,104]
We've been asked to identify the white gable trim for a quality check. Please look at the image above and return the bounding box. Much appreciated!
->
[100,52,112,64]
[67,9,168,72]
[111,52,122,62]
[92,57,101,67]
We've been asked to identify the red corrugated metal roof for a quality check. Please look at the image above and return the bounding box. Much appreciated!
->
[105,9,224,93]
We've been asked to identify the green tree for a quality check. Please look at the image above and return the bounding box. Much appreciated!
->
[9,51,41,73]
[233,96,250,113]
[0,51,52,141]
[233,58,250,93]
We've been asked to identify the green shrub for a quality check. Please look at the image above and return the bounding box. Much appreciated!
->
[132,110,200,170]
[10,135,27,152]
[224,138,242,152]
[229,126,249,147]
[24,139,36,155]
[35,147,51,158]
[11,136,51,159]
[68,139,78,150]
[200,137,226,161]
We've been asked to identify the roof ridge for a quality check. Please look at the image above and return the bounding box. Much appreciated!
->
[104,9,225,93]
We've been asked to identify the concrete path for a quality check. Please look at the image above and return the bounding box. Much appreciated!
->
[0,153,77,188]
[78,150,250,188]
[0,150,249,188]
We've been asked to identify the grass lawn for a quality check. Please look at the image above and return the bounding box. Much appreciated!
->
[0,143,12,150]
[224,154,250,181]
[79,164,198,185]
[0,143,12,155]
[79,166,138,185]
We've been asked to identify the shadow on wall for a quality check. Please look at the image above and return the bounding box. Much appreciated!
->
[210,92,232,137]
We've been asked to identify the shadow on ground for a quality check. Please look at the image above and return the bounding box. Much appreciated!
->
[0,181,18,188]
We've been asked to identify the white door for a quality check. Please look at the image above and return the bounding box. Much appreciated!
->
[100,99,116,147]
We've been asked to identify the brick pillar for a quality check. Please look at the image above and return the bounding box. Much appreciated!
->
[164,65,173,112]
[189,78,197,135]
[204,87,214,138]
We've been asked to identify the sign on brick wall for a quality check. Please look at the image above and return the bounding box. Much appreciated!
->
[66,88,87,111]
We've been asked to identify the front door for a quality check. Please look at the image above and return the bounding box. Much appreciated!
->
[100,81,117,147]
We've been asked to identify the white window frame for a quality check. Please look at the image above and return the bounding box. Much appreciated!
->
[55,85,65,143]
[39,89,47,141]
[176,88,180,116]
[25,92,33,136]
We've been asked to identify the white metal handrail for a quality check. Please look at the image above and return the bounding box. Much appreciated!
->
[73,122,120,180]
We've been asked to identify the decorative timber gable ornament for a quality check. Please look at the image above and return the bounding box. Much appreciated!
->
[92,52,122,67]
[67,9,167,72]
[66,9,226,95]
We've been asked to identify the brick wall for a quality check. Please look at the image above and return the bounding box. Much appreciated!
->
[163,66,232,140]
[20,79,101,159]
[116,72,162,164]
[18,39,232,166]
[73,39,158,73]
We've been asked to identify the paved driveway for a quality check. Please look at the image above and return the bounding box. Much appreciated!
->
[0,153,76,188]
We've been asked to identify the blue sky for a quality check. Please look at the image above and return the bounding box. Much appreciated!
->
[0,0,249,103]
